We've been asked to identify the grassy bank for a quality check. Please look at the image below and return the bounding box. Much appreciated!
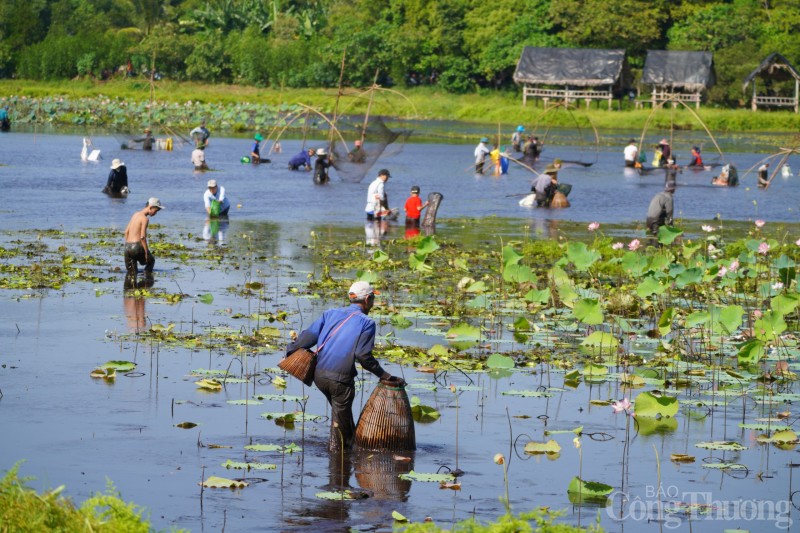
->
[3,79,800,134]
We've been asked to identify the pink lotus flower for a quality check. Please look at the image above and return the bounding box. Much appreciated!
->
[612,242,624,250]
[758,242,770,255]
[772,281,784,291]
[588,222,600,232]
[755,220,766,228]
[701,225,715,232]
[753,310,763,319]
[796,238,800,246]
[612,398,632,413]
[628,239,641,251]
[729,259,739,271]
[718,266,728,277]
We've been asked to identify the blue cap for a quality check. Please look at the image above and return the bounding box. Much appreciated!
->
[516,125,524,132]
[480,137,489,143]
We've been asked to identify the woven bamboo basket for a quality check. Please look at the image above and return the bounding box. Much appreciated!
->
[354,379,416,451]
[354,450,414,500]
[277,348,315,386]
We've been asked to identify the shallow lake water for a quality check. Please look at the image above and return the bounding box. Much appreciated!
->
[0,130,799,532]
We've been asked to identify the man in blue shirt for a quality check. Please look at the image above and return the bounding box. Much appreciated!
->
[288,148,314,170]
[286,281,404,451]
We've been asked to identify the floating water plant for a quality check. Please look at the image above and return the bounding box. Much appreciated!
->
[221,460,277,471]
[200,476,248,489]
[633,391,679,418]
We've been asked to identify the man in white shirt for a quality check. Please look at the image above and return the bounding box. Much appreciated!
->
[204,179,230,217]
[624,139,639,168]
[365,169,391,221]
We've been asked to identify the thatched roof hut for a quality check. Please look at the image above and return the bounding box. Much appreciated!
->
[742,53,800,113]
[513,47,626,108]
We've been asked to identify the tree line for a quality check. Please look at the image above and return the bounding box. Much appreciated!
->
[1,0,799,105]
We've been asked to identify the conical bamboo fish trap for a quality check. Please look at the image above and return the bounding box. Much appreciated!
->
[355,379,416,451]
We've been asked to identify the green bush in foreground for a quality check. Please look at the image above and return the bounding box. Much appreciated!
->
[397,508,602,532]
[0,463,177,533]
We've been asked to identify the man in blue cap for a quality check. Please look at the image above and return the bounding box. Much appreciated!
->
[512,125,524,152]
[474,137,491,174]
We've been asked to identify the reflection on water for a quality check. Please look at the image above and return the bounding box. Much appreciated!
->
[123,275,153,332]
[353,451,413,501]
[203,217,229,245]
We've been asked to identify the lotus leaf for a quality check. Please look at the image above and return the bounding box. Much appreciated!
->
[222,460,277,470]
[582,363,608,377]
[565,242,601,271]
[685,311,710,328]
[634,391,678,418]
[753,310,787,342]
[637,277,666,298]
[502,245,523,267]
[657,225,682,245]
[196,379,222,391]
[175,422,198,429]
[427,344,449,357]
[502,389,552,398]
[717,305,744,334]
[670,454,695,463]
[199,293,214,304]
[392,510,408,522]
[260,412,321,422]
[524,288,551,304]
[253,394,307,402]
[567,476,613,498]
[98,360,136,372]
[580,331,619,353]
[372,249,389,263]
[446,323,480,341]
[486,353,514,369]
[504,263,536,283]
[415,236,439,255]
[256,326,281,337]
[736,338,764,366]
[695,441,748,451]
[226,400,263,405]
[201,476,248,489]
[411,403,440,422]
[573,298,603,325]
[702,463,748,470]
[755,429,798,443]
[658,308,675,336]
[398,470,455,482]
[244,444,284,452]
[524,439,562,455]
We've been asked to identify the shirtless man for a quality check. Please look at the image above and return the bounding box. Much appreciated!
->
[124,198,164,277]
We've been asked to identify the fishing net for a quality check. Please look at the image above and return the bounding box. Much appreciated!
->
[330,115,412,183]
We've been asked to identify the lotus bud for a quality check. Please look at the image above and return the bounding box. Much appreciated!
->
[494,453,505,465]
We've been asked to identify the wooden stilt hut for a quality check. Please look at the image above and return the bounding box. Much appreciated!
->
[641,50,715,109]
[742,53,800,114]
[512,47,626,110]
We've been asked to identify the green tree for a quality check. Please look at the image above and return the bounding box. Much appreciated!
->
[549,0,667,57]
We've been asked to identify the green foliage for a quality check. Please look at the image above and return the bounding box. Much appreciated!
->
[0,463,159,532]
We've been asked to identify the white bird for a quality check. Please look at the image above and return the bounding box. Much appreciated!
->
[81,137,101,162]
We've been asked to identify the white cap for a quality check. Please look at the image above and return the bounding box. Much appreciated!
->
[111,159,124,169]
[147,197,165,210]
[348,281,379,301]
